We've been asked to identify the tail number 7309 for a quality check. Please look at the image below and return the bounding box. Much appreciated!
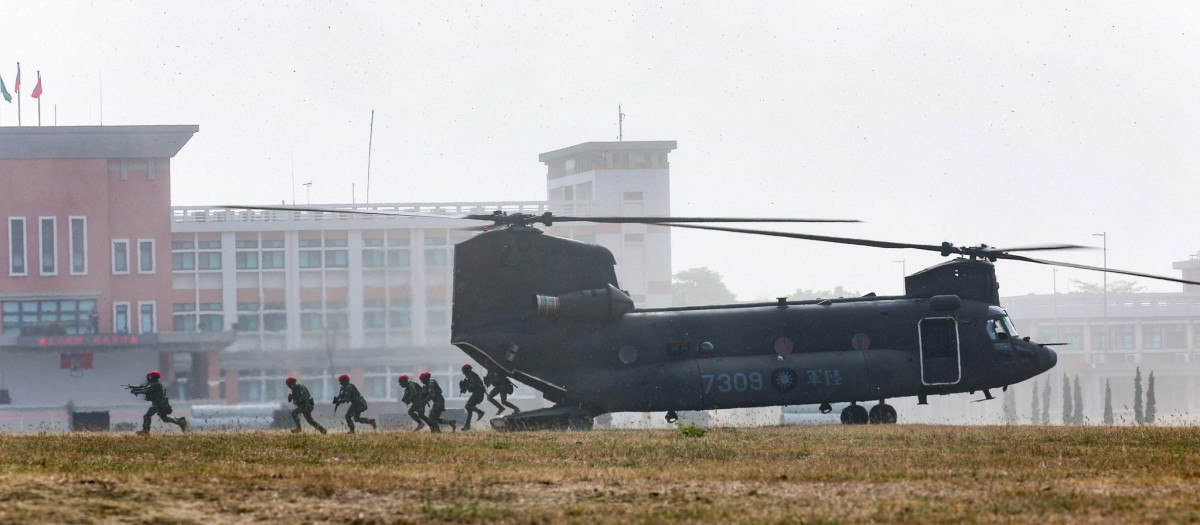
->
[702,372,764,393]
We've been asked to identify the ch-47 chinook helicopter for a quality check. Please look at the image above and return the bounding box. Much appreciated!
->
[226,205,1200,429]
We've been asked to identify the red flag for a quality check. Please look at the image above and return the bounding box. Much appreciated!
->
[31,73,42,99]
[13,64,19,93]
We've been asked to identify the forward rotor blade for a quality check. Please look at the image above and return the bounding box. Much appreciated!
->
[997,253,1200,287]
[549,216,860,224]
[663,223,948,252]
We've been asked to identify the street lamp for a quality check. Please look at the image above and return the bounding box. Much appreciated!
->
[303,181,313,205]
[1092,232,1108,353]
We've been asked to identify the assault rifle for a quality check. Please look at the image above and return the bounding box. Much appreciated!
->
[332,397,344,415]
[123,384,145,397]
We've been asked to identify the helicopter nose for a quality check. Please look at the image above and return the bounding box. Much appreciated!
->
[1044,347,1058,370]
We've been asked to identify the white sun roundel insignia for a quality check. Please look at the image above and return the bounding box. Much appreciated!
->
[771,368,799,392]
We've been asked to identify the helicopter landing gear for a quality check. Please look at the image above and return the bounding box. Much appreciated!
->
[489,405,595,431]
[868,402,898,424]
[665,410,679,424]
[840,403,869,425]
[818,403,833,414]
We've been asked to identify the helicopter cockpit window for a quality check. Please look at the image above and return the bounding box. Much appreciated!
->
[987,313,1019,341]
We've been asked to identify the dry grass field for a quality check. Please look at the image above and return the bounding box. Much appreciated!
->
[0,425,1198,524]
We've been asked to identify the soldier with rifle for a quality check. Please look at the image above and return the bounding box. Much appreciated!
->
[332,374,376,433]
[458,364,487,430]
[285,376,326,434]
[484,366,521,415]
[125,370,188,435]
[398,374,430,431]
[419,371,456,433]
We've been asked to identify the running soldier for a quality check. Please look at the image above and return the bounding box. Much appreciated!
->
[132,370,188,435]
[332,374,377,433]
[419,372,457,433]
[398,374,430,431]
[285,377,326,434]
[484,367,521,415]
[458,364,487,430]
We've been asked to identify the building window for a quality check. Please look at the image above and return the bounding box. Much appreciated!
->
[263,312,287,331]
[387,249,410,268]
[1091,325,1109,350]
[325,249,348,268]
[389,298,411,329]
[424,249,448,267]
[1060,326,1083,350]
[173,303,197,332]
[301,301,323,331]
[114,303,130,334]
[2,298,96,336]
[9,218,26,276]
[235,251,259,270]
[39,217,57,275]
[197,252,221,270]
[299,250,322,269]
[363,249,385,268]
[138,239,155,274]
[1112,325,1134,350]
[262,251,285,269]
[112,240,130,274]
[69,217,87,275]
[364,300,386,329]
[1164,324,1187,349]
[139,303,155,333]
[172,252,195,270]
[198,303,223,332]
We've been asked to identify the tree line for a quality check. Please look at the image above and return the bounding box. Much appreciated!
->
[1011,367,1156,425]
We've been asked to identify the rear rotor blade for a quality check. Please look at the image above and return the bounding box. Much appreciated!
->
[663,223,950,252]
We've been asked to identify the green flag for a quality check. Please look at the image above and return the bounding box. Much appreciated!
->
[0,75,10,102]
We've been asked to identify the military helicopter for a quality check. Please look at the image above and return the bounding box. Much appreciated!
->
[227,205,1200,429]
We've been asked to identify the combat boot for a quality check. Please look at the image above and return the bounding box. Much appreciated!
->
[291,427,303,433]
[367,418,377,430]
[462,421,472,431]
[136,429,150,436]
[449,420,457,432]
[178,417,188,432]
[414,420,426,432]
[317,426,327,435]
[511,406,521,415]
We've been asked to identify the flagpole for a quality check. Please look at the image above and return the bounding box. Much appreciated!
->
[16,62,21,126]
[37,71,41,127]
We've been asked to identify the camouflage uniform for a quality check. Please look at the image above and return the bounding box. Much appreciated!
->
[484,368,521,415]
[420,374,457,433]
[399,377,430,431]
[136,374,187,434]
[459,366,487,430]
[287,379,326,434]
[333,377,377,433]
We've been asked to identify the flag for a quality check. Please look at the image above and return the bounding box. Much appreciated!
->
[0,75,10,102]
[13,65,19,93]
[31,74,41,99]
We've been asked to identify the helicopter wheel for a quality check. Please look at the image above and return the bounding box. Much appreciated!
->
[868,403,898,424]
[840,404,869,425]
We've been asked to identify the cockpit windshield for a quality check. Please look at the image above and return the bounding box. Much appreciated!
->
[986,307,1019,340]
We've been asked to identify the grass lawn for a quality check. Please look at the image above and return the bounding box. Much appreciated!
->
[1,425,1198,523]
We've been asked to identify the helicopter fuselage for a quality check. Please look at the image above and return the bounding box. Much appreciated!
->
[455,295,1056,415]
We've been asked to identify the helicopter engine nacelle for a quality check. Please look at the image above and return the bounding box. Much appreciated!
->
[535,284,635,322]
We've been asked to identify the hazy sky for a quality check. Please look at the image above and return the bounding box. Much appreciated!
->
[3,2,1198,300]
